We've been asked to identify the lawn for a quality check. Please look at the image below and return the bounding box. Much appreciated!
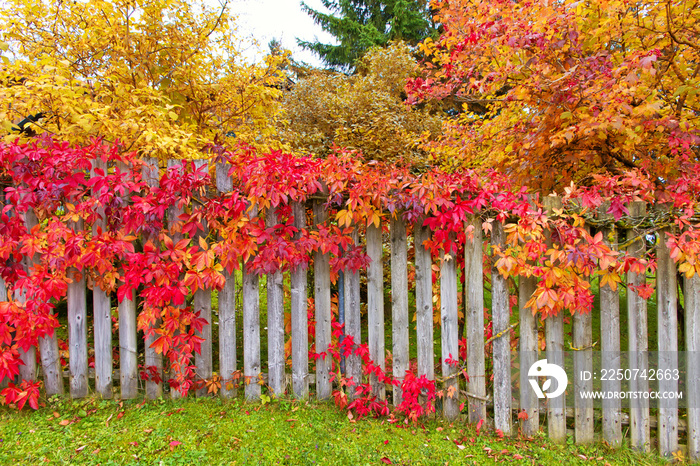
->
[0,396,669,465]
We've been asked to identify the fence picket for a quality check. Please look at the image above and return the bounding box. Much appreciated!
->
[415,221,434,383]
[573,303,594,443]
[215,162,237,399]
[193,160,212,397]
[685,273,700,462]
[18,209,39,384]
[313,200,332,400]
[142,158,162,399]
[243,204,261,401]
[68,217,88,398]
[116,162,137,400]
[599,208,622,447]
[465,215,486,423]
[441,249,459,420]
[491,220,512,436]
[627,201,650,452]
[367,222,385,399]
[390,215,409,405]
[656,221,679,457]
[167,159,186,399]
[266,207,285,397]
[543,197,566,443]
[91,157,112,399]
[519,274,538,437]
[291,201,309,399]
[344,227,361,398]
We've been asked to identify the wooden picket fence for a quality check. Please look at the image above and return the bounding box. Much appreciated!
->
[1,158,699,461]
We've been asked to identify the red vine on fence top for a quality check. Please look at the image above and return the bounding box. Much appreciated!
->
[0,137,698,409]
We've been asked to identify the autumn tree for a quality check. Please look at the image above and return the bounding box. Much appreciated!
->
[0,0,285,159]
[281,42,442,167]
[407,0,700,190]
[299,0,436,71]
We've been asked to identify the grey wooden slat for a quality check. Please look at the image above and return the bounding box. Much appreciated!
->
[415,220,434,383]
[266,207,285,397]
[193,160,212,397]
[599,209,622,447]
[656,223,679,457]
[118,289,138,399]
[243,204,261,401]
[465,215,486,423]
[91,157,113,399]
[491,220,512,436]
[519,274,539,437]
[573,308,594,443]
[543,197,565,443]
[366,221,385,399]
[167,159,186,399]
[19,209,39,384]
[215,162,236,399]
[440,249,459,420]
[627,201,650,452]
[390,215,409,405]
[68,218,88,398]
[115,161,137,400]
[345,227,362,399]
[291,201,309,399]
[142,158,162,399]
[313,199,332,400]
[685,273,700,462]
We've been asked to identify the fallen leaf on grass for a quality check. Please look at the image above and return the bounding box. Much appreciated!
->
[380,458,392,464]
[169,441,181,451]
[59,419,72,426]
[75,445,86,453]
[456,445,465,450]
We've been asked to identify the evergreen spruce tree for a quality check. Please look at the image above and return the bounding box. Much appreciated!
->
[297,0,435,71]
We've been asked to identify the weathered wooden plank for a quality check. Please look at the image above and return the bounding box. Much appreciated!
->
[441,249,459,421]
[115,161,138,400]
[167,159,186,399]
[656,223,679,457]
[573,305,594,444]
[519,274,539,437]
[366,221,385,399]
[142,158,162,399]
[68,218,88,398]
[192,160,212,397]
[685,273,700,462]
[627,201,650,452]
[266,207,285,397]
[119,289,138,399]
[344,226,361,399]
[543,197,565,443]
[313,199,332,400]
[465,215,486,423]
[91,157,113,399]
[491,220,512,436]
[291,201,309,399]
[19,209,39,383]
[599,211,622,447]
[391,215,409,406]
[243,204,261,401]
[415,219,434,383]
[215,162,237,399]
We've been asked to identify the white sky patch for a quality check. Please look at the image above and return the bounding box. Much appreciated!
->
[228,0,337,67]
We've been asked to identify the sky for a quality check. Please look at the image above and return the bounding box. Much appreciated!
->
[227,0,337,68]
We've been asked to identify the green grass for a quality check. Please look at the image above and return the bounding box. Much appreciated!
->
[0,397,670,465]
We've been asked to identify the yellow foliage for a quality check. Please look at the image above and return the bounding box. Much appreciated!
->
[0,0,285,159]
